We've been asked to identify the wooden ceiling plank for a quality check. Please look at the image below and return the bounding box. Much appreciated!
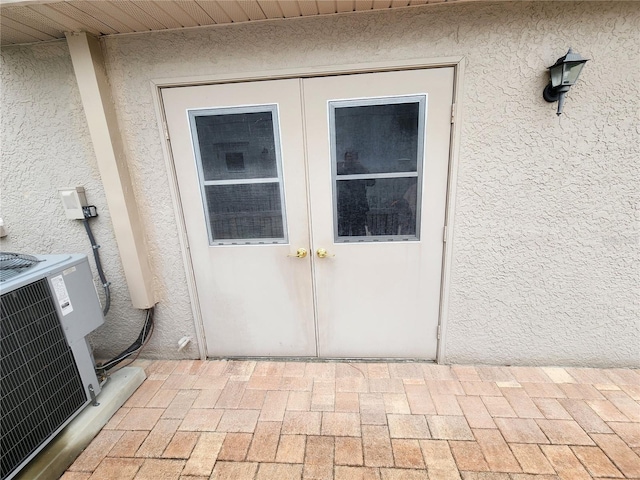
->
[132,1,184,29]
[174,1,216,26]
[196,1,233,24]
[49,2,118,34]
[1,23,41,44]
[1,6,65,37]
[154,2,202,27]
[0,16,58,41]
[372,0,391,9]
[297,0,318,16]
[354,0,374,10]
[237,0,267,20]
[257,0,283,19]
[336,0,354,13]
[67,1,137,33]
[279,1,301,18]
[216,1,250,22]
[110,1,168,30]
[99,2,153,31]
[28,4,102,35]
[317,0,336,14]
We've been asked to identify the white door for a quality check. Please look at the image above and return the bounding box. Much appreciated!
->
[162,68,453,359]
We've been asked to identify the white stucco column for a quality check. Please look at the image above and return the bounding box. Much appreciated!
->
[66,31,156,309]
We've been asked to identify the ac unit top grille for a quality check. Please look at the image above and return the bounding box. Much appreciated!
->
[1,279,87,480]
[0,253,42,283]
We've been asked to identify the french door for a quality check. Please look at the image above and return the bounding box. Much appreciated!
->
[162,67,454,359]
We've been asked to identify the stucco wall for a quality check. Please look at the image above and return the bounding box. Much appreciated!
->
[2,1,638,366]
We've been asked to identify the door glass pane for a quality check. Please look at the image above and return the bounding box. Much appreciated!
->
[205,183,284,241]
[337,177,418,237]
[331,96,425,242]
[334,102,420,174]
[194,111,278,181]
[189,105,287,245]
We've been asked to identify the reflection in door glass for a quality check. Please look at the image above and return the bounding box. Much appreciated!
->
[331,97,425,241]
[189,105,288,245]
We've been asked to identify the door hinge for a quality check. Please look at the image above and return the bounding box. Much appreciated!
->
[443,225,448,243]
[163,121,170,141]
[437,325,441,340]
[450,103,456,123]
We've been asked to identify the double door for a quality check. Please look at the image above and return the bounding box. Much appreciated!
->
[162,68,453,359]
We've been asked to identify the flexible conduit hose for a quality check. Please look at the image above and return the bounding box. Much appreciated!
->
[82,217,111,316]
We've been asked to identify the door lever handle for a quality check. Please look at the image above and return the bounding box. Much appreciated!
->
[316,248,335,258]
[287,248,307,258]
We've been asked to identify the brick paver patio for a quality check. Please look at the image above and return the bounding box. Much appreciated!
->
[62,361,640,479]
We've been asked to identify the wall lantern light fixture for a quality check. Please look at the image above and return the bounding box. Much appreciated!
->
[543,48,589,116]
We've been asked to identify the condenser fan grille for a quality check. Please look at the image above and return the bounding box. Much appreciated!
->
[0,253,42,282]
[0,279,87,480]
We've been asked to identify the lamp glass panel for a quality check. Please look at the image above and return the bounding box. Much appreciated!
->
[563,62,585,85]
[549,64,563,88]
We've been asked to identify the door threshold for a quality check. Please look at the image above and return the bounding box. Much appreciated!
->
[206,356,437,364]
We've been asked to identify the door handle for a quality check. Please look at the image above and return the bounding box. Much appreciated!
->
[316,248,335,258]
[287,248,307,258]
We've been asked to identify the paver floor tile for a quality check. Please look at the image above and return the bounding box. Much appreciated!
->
[404,385,437,415]
[216,380,247,408]
[476,366,516,383]
[541,368,576,384]
[246,421,282,462]
[423,364,457,381]
[216,409,260,432]
[147,389,179,408]
[420,440,457,468]
[117,408,164,431]
[60,473,91,480]
[369,378,405,394]
[509,367,552,384]
[282,362,307,377]
[426,415,474,440]
[602,390,640,422]
[368,364,391,379]
[281,377,314,391]
[217,432,252,461]
[457,396,497,429]
[162,431,199,459]
[571,446,624,478]
[282,411,322,435]
[391,439,425,468]
[70,430,124,471]
[558,399,613,433]
[379,468,429,479]
[162,390,199,419]
[302,463,332,479]
[521,383,565,399]
[539,445,591,480]
[388,414,430,439]
[426,379,465,396]
[322,412,361,436]
[557,383,605,400]
[253,362,286,377]
[135,419,181,457]
[472,429,521,473]
[449,440,489,472]
[210,461,258,480]
[460,473,510,480]
[586,399,629,422]
[509,444,555,474]
[451,365,481,382]
[431,394,463,415]
[362,425,394,467]
[178,409,223,432]
[461,381,502,397]
[238,389,266,409]
[335,466,381,480]
[181,432,224,476]
[493,418,548,444]
[191,389,222,409]
[482,396,517,418]
[248,375,283,390]
[86,458,143,480]
[531,399,572,420]
[535,419,594,445]
[305,435,334,465]
[276,435,306,463]
[337,377,369,393]
[108,431,149,458]
[335,436,364,466]
[608,421,640,447]
[257,462,303,479]
[565,367,612,385]
[103,407,131,430]
[134,459,184,480]
[287,391,312,411]
[590,433,640,478]
[335,392,360,412]
[124,380,164,408]
[501,389,544,419]
[383,393,411,414]
[310,392,335,411]
[305,363,336,379]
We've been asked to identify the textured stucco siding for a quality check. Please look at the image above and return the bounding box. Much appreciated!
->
[2,1,638,366]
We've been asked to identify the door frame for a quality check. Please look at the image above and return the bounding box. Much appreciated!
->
[151,56,466,363]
